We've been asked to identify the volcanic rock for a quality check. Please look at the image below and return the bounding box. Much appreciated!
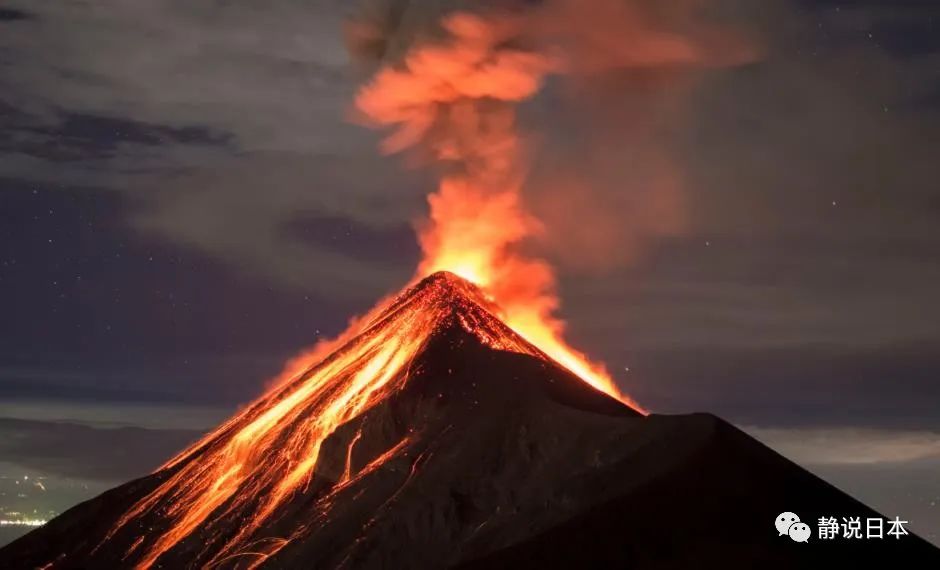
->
[2,272,937,569]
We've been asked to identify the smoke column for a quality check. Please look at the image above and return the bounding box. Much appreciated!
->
[348,0,752,404]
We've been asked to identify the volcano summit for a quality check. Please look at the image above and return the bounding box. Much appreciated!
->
[1,273,937,569]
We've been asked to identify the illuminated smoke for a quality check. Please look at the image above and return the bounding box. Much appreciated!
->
[90,3,753,566]
[350,0,752,402]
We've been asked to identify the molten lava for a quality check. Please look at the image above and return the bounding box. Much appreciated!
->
[100,11,647,568]
[354,12,638,408]
[100,272,638,568]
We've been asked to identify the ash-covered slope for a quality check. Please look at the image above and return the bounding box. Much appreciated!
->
[2,273,937,569]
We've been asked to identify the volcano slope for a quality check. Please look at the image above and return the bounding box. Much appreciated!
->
[1,272,937,569]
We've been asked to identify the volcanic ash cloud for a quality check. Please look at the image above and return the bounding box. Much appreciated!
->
[347,0,754,404]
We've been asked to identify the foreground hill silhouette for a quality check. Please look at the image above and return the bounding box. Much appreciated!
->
[2,272,937,569]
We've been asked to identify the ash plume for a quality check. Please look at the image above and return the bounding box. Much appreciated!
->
[347,0,753,400]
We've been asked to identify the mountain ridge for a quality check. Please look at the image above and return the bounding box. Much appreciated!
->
[1,272,937,568]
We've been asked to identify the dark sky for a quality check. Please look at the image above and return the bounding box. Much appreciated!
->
[0,0,939,538]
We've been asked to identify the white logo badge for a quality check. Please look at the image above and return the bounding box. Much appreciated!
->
[776,512,811,542]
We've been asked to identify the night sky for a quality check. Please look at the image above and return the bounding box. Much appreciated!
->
[1,0,939,545]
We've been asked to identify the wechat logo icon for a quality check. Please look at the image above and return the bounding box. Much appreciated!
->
[776,512,811,542]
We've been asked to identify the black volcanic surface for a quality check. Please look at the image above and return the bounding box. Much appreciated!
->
[1,273,937,569]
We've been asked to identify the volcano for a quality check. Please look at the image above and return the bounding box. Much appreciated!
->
[1,272,937,569]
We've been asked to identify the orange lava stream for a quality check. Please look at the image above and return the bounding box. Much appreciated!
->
[103,275,569,568]
[96,11,649,568]
[106,283,472,568]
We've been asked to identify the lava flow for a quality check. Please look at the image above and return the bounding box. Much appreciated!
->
[99,272,636,568]
[99,10,646,568]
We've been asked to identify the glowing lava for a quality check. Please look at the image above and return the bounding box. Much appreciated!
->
[356,13,639,408]
[100,11,645,568]
[417,181,634,404]
[103,273,629,568]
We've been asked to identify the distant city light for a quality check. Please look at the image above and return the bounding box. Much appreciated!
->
[0,518,47,527]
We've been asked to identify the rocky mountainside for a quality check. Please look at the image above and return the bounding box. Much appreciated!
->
[2,273,937,569]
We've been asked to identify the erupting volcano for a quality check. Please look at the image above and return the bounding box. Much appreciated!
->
[3,3,939,568]
[3,271,637,568]
[114,271,643,569]
[2,272,938,568]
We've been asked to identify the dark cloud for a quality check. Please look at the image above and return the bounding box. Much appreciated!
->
[0,0,425,297]
[0,182,379,405]
[0,418,200,481]
[746,426,940,466]
[623,342,940,430]
[1,0,936,297]
[0,112,230,164]
[0,1,937,545]
[0,1,937,424]
[0,8,30,22]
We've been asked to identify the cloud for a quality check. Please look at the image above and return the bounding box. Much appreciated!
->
[546,0,940,361]
[610,341,940,431]
[0,1,351,144]
[0,0,427,298]
[0,0,937,320]
[0,418,201,481]
[746,425,940,465]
